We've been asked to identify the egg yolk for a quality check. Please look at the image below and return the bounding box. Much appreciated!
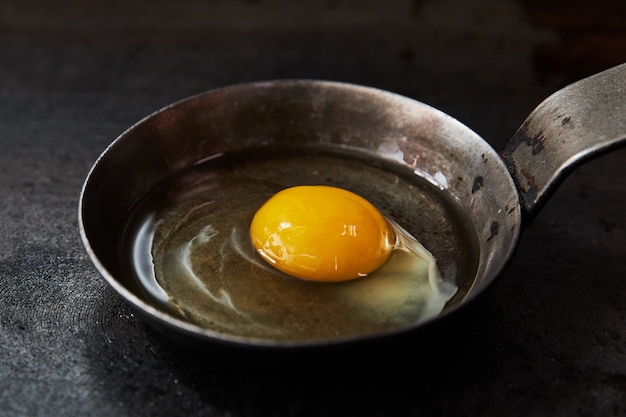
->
[250,185,394,282]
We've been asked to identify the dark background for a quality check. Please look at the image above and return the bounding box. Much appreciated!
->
[1,1,625,416]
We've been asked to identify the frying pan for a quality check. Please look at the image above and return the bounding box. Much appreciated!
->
[79,63,626,349]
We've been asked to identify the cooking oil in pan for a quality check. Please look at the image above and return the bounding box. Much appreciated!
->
[118,147,477,343]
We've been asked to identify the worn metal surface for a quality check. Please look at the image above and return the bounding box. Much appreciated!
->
[1,0,625,416]
[504,63,626,220]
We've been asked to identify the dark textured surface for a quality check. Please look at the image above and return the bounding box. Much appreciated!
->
[1,1,625,416]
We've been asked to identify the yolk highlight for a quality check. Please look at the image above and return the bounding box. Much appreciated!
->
[250,185,394,282]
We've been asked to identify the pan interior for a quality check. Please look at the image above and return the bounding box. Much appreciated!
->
[116,144,479,345]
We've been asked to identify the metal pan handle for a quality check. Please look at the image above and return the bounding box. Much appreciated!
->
[502,62,626,225]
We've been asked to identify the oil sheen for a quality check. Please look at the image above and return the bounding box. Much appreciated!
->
[119,148,473,344]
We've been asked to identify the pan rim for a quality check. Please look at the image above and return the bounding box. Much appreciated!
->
[78,78,523,348]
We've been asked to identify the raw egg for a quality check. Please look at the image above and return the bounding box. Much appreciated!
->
[121,151,461,344]
[249,184,452,302]
[250,185,395,282]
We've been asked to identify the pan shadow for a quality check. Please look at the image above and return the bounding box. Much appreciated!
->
[85,282,495,416]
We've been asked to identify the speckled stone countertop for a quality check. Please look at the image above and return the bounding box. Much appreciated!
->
[1,1,625,416]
